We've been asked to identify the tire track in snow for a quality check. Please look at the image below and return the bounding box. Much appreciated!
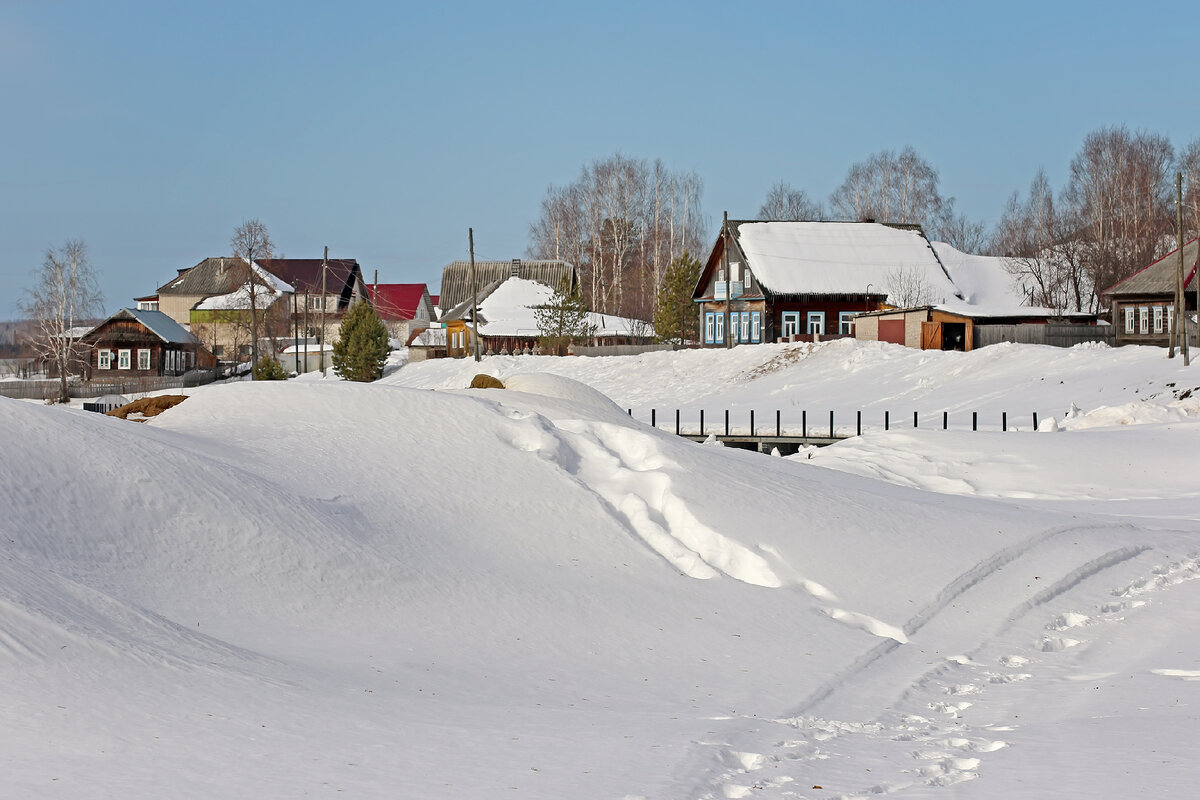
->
[695,549,1200,800]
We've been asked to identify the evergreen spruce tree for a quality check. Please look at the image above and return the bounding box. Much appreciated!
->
[653,252,702,344]
[331,301,390,381]
[534,277,595,355]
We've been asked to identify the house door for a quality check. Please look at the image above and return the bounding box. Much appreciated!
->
[941,322,967,351]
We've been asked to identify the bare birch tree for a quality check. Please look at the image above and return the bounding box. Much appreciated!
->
[20,239,104,402]
[1176,138,1200,238]
[529,154,707,320]
[993,169,1094,311]
[757,181,822,220]
[1064,126,1174,297]
[829,146,947,230]
[230,219,275,368]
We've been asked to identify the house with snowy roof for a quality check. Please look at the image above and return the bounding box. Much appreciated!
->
[154,256,368,362]
[439,276,653,357]
[80,308,216,379]
[693,220,962,347]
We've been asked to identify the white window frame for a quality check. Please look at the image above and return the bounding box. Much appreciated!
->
[839,311,855,335]
[1138,306,1150,335]
[117,349,131,370]
[715,312,724,343]
[137,349,151,370]
[704,312,715,344]
[1166,304,1175,335]
[1153,306,1164,333]
[1124,306,1135,333]
[97,349,111,370]
[308,294,324,311]
[740,311,750,342]
[750,311,761,343]
[807,311,825,335]
[781,311,800,338]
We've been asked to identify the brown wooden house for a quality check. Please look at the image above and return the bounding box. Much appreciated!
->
[1101,238,1198,347]
[80,308,216,379]
[692,220,962,346]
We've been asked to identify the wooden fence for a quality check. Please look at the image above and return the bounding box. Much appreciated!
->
[0,370,218,401]
[974,324,1115,348]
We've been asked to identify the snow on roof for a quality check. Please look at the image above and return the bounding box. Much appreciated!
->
[195,260,293,310]
[735,221,961,299]
[932,241,1028,307]
[471,277,649,337]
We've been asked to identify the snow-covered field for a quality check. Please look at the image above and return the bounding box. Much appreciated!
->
[2,340,1198,799]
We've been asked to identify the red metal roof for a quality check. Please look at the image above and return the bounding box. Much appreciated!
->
[368,283,429,320]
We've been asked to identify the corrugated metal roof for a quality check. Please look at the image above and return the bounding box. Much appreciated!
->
[84,308,199,344]
[1103,238,1198,297]
[438,259,575,311]
[157,258,247,295]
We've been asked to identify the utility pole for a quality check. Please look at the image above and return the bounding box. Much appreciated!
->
[469,228,481,362]
[1175,175,1190,365]
[321,245,328,376]
[292,290,299,374]
[722,211,732,349]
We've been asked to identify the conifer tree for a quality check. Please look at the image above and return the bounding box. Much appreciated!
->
[534,277,595,355]
[653,252,702,344]
[331,301,389,381]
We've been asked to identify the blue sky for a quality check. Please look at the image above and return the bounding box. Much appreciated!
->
[2,0,1197,319]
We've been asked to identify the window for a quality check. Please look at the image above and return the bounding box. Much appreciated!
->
[744,268,752,292]
[137,349,150,370]
[97,350,111,370]
[117,349,131,369]
[1138,306,1149,335]
[137,300,158,311]
[213,345,226,357]
[704,312,715,344]
[1153,306,1164,333]
[781,311,800,339]
[1124,306,1135,333]
[740,311,750,342]
[1166,305,1175,335]
[715,312,724,343]
[751,311,761,343]
[807,311,825,335]
[839,311,855,335]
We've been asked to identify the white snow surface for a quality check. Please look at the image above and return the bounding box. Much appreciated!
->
[3,339,1200,799]
[195,259,294,310]
[735,222,962,301]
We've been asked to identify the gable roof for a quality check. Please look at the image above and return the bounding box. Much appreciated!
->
[1102,237,1198,297]
[438,259,575,311]
[258,258,362,296]
[368,283,431,321]
[698,220,960,301]
[441,276,651,338]
[84,308,200,345]
[158,257,362,298]
[157,258,246,296]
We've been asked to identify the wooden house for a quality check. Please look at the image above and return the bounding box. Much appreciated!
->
[439,276,653,357]
[153,256,369,361]
[80,308,215,378]
[692,221,961,346]
[1101,238,1198,347]
[438,258,576,311]
[367,283,436,343]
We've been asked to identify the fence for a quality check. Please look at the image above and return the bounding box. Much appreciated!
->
[628,406,1057,454]
[974,324,1116,349]
[572,343,681,357]
[0,370,218,401]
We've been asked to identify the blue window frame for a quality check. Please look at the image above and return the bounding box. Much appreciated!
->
[715,312,724,343]
[781,311,800,338]
[704,312,715,343]
[751,311,761,342]
[807,311,825,335]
